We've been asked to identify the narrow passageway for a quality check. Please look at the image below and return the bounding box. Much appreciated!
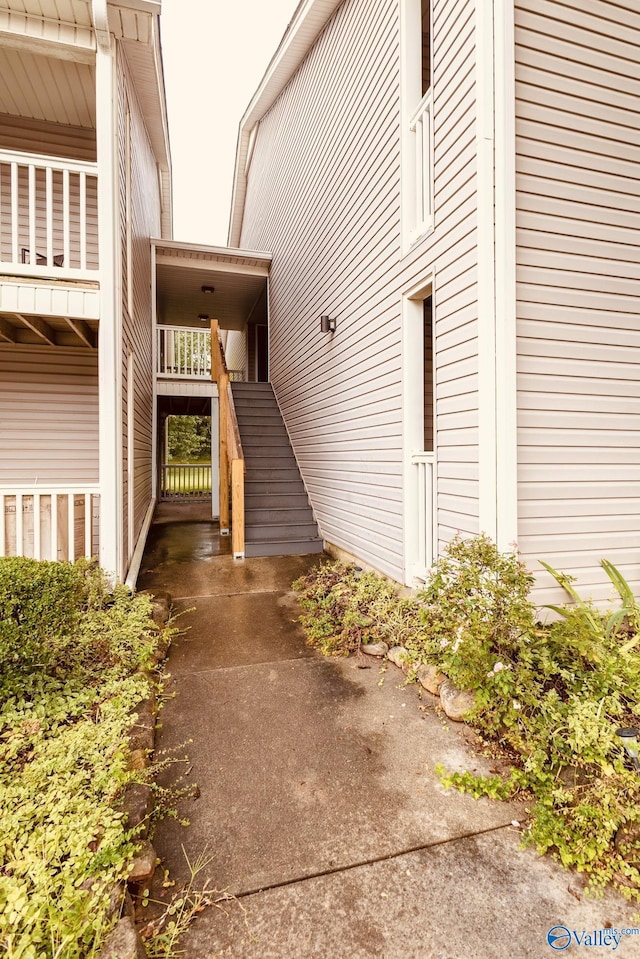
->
[136,506,638,959]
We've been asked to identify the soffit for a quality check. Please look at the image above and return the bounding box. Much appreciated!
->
[0,0,93,26]
[0,47,95,126]
[154,241,271,332]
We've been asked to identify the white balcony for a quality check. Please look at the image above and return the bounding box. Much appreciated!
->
[0,486,100,562]
[0,149,99,281]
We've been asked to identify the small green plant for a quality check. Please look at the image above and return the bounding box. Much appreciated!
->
[293,562,426,656]
[0,557,174,958]
[412,534,537,691]
[292,543,640,900]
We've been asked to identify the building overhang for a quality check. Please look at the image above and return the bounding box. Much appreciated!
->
[153,239,271,332]
[227,0,343,247]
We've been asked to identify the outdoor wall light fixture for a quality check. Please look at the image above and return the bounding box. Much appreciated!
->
[201,286,215,294]
[198,313,210,322]
[320,315,336,333]
[615,727,640,769]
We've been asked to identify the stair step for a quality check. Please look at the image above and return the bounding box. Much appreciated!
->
[245,538,324,558]
[245,521,320,543]
[245,506,315,525]
[245,492,311,509]
[232,382,273,390]
[238,424,290,437]
[244,467,302,482]
[245,457,298,472]
[241,434,292,448]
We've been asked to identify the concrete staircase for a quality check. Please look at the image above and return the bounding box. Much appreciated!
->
[231,381,324,558]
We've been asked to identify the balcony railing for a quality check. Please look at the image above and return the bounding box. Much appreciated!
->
[411,451,435,578]
[0,486,100,562]
[409,88,434,239]
[157,326,211,378]
[0,150,99,279]
[160,465,212,501]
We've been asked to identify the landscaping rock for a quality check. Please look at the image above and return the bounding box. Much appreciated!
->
[127,840,157,884]
[96,917,147,959]
[417,664,446,696]
[361,641,389,657]
[387,646,409,669]
[439,679,476,721]
[107,884,135,921]
[139,590,172,628]
[127,749,150,772]
[128,702,156,754]
[121,783,154,839]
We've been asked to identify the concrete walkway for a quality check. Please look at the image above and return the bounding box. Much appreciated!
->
[137,505,640,959]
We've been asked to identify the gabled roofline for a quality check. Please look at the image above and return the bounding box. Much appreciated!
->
[227,0,343,248]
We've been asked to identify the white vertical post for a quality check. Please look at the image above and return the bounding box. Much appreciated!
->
[0,494,5,557]
[33,493,41,560]
[28,165,36,263]
[15,494,23,555]
[79,171,87,270]
[46,166,53,266]
[67,494,76,562]
[51,493,58,560]
[10,162,18,262]
[84,494,92,557]
[63,169,70,266]
[96,34,122,579]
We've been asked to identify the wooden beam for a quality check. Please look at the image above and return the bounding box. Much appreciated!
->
[17,314,56,346]
[64,317,97,349]
[0,318,16,343]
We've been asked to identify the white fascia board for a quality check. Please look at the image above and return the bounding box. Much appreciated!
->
[228,0,343,247]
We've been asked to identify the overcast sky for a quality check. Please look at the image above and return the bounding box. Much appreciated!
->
[160,0,299,247]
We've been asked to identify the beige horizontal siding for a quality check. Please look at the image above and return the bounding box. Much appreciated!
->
[0,114,96,161]
[240,0,479,580]
[0,345,98,484]
[515,0,640,608]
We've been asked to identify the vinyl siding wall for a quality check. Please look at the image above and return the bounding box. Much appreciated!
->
[0,345,98,484]
[514,0,640,605]
[117,46,160,564]
[240,0,479,580]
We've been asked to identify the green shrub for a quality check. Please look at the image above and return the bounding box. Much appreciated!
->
[293,541,640,900]
[0,557,87,673]
[0,558,171,957]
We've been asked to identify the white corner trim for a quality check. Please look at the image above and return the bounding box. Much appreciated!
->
[125,497,156,589]
[91,0,110,50]
[476,0,497,541]
[493,0,518,550]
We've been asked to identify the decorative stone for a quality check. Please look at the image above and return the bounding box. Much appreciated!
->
[127,840,157,884]
[121,783,154,839]
[361,641,389,657]
[128,699,156,753]
[96,917,147,959]
[106,884,135,921]
[439,679,477,721]
[387,646,409,669]
[139,590,172,628]
[417,664,446,696]
[127,749,150,772]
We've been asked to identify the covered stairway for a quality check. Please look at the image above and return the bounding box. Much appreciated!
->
[153,240,323,561]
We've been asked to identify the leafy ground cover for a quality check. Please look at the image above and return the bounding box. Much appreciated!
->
[293,538,640,901]
[0,557,170,959]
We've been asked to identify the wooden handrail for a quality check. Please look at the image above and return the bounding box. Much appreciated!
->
[211,319,245,558]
